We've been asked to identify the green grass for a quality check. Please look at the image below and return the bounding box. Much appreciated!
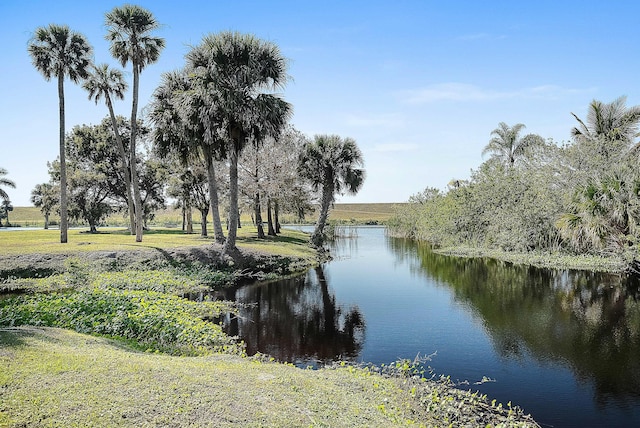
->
[0,327,539,427]
[0,226,317,260]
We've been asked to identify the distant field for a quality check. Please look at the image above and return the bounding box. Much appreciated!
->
[5,203,404,229]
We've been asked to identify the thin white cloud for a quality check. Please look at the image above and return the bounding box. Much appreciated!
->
[400,83,595,104]
[345,113,406,128]
[372,143,419,153]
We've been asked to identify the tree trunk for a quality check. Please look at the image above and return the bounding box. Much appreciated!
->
[130,64,143,242]
[205,150,225,243]
[274,200,281,234]
[44,213,49,230]
[186,204,193,234]
[267,198,276,236]
[200,208,208,237]
[106,95,135,234]
[181,203,186,231]
[58,75,68,243]
[254,192,265,239]
[223,145,239,254]
[312,180,334,247]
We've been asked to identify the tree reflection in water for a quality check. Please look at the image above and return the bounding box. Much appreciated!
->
[221,266,365,367]
[387,237,640,404]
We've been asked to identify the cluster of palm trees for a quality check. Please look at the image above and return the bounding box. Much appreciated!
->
[27,5,366,252]
[28,5,161,244]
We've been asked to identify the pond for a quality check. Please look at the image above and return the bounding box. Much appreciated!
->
[220,226,640,428]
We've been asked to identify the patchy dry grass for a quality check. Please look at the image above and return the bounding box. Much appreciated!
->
[0,327,540,428]
[0,327,427,427]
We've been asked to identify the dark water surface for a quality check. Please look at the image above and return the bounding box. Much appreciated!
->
[221,226,640,427]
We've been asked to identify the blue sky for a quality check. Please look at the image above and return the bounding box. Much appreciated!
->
[2,0,639,206]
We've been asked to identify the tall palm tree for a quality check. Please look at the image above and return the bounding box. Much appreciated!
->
[298,135,365,248]
[106,5,164,242]
[482,122,543,167]
[186,31,291,254]
[0,167,16,201]
[571,96,640,145]
[149,70,226,243]
[28,24,92,243]
[82,63,135,233]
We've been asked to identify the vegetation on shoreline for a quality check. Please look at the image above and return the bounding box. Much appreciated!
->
[390,99,640,274]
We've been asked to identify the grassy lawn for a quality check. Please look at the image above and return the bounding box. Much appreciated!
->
[0,226,317,261]
[0,327,539,427]
[0,327,426,427]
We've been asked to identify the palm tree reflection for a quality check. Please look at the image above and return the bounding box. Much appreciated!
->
[223,266,365,366]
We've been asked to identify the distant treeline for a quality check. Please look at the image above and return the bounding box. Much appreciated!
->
[389,97,640,270]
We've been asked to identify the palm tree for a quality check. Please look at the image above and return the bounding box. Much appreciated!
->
[298,135,365,248]
[556,166,640,254]
[82,63,135,233]
[106,5,164,242]
[149,70,226,243]
[482,122,543,167]
[572,96,640,145]
[0,167,16,201]
[31,183,59,229]
[28,24,92,243]
[186,32,291,254]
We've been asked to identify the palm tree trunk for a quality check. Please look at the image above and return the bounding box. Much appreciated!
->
[205,150,225,243]
[312,181,334,247]
[267,198,276,236]
[223,146,239,254]
[254,192,265,238]
[130,65,143,242]
[106,96,135,234]
[58,75,68,244]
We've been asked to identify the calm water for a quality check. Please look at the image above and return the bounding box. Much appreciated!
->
[220,226,640,427]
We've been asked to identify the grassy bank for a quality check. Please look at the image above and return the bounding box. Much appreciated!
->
[0,327,539,427]
[434,246,627,273]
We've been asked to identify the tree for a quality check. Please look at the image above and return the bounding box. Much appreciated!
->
[0,168,16,201]
[298,135,365,247]
[0,200,13,227]
[31,183,59,229]
[482,122,544,167]
[82,63,135,233]
[557,166,640,255]
[149,70,226,243]
[28,24,92,243]
[106,4,165,242]
[187,31,291,254]
[571,96,640,146]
